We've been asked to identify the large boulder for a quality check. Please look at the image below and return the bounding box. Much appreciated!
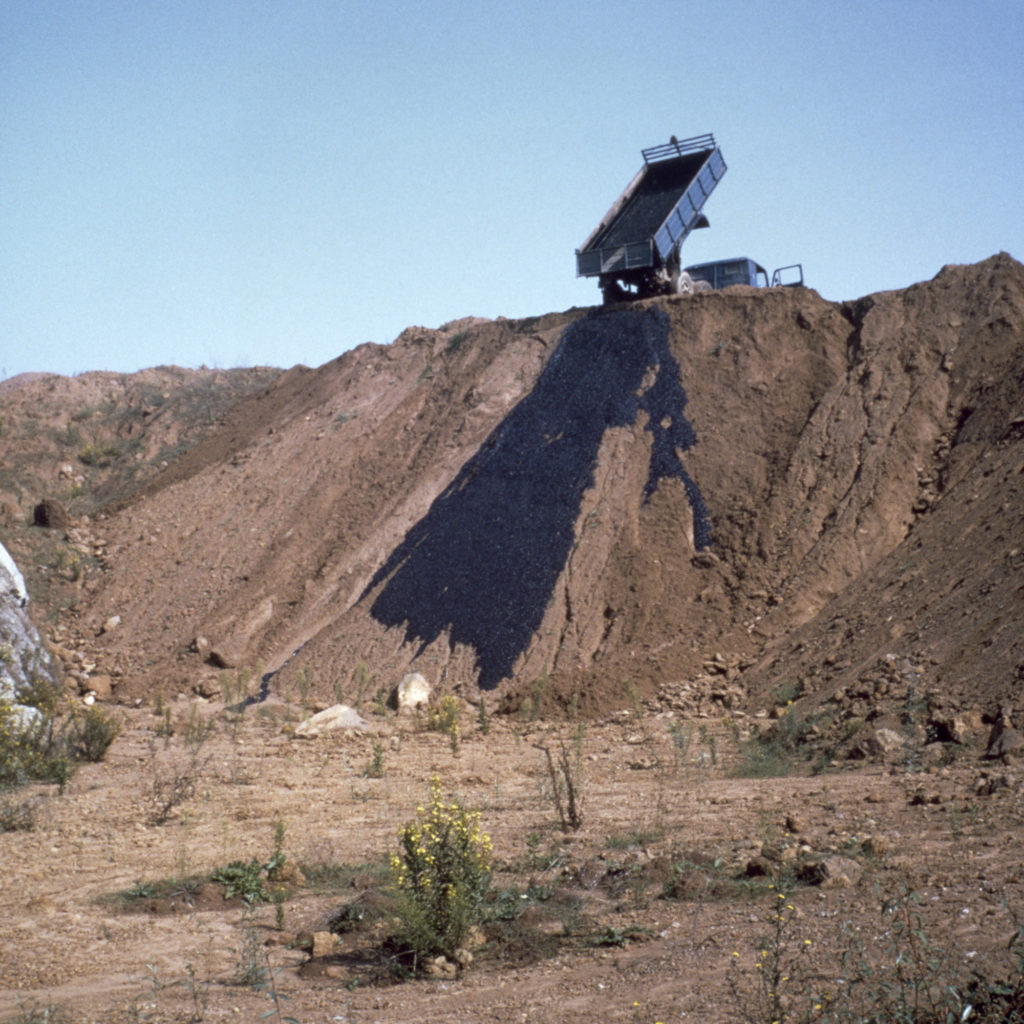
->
[293,703,369,738]
[32,499,70,531]
[394,672,431,713]
[1,540,61,725]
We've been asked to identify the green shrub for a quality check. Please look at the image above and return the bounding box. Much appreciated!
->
[428,695,461,753]
[0,793,36,832]
[389,775,492,965]
[363,741,385,778]
[732,709,812,778]
[65,705,122,762]
[212,821,287,904]
[77,441,122,467]
[0,698,69,789]
[212,857,280,905]
[1,679,123,789]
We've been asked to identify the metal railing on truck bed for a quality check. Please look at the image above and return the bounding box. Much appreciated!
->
[576,134,727,279]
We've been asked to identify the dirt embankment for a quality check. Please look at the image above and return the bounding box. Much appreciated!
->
[3,255,1022,720]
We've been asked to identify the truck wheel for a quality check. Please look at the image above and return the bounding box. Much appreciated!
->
[675,271,695,295]
[601,280,627,304]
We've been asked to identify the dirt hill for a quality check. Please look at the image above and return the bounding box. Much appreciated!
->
[2,254,1022,723]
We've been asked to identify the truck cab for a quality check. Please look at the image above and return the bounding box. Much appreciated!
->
[685,258,804,290]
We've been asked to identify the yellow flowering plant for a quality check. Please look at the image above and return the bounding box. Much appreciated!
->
[390,775,492,965]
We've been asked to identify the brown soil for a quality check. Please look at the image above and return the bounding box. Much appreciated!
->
[2,707,1023,1023]
[1,253,1023,1021]
[6,257,1023,720]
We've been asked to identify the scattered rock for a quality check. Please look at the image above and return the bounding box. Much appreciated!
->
[798,855,863,888]
[270,860,307,888]
[100,615,122,635]
[192,674,220,699]
[207,646,236,670]
[293,704,369,738]
[985,706,1024,762]
[864,726,907,758]
[665,868,710,898]
[311,931,337,959]
[931,710,983,745]
[862,835,890,859]
[745,856,772,877]
[975,771,1011,797]
[82,673,113,699]
[424,955,457,978]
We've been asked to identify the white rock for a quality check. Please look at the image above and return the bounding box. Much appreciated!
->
[395,672,431,712]
[0,541,28,607]
[293,704,369,738]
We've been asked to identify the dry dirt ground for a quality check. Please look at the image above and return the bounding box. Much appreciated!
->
[1,698,1023,1024]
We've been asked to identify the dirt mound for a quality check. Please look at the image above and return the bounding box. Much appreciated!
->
[3,255,1022,719]
[0,365,282,521]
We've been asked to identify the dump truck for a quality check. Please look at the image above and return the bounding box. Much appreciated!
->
[576,134,803,302]
[575,133,726,303]
[684,257,804,291]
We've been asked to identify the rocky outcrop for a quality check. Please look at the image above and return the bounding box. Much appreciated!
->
[0,540,61,725]
[0,540,28,608]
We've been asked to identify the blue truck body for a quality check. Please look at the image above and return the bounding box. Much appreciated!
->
[577,134,802,301]
[576,134,726,302]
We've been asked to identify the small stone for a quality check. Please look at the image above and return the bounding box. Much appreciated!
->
[425,955,457,978]
[311,931,337,959]
[985,708,1024,762]
[862,835,890,858]
[865,727,905,757]
[192,675,219,699]
[269,860,306,887]
[745,856,772,877]
[86,673,113,699]
[798,855,863,888]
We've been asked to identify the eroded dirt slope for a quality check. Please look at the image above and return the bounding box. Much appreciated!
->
[3,255,1022,719]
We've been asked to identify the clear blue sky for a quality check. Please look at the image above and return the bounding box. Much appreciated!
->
[3,0,1022,379]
